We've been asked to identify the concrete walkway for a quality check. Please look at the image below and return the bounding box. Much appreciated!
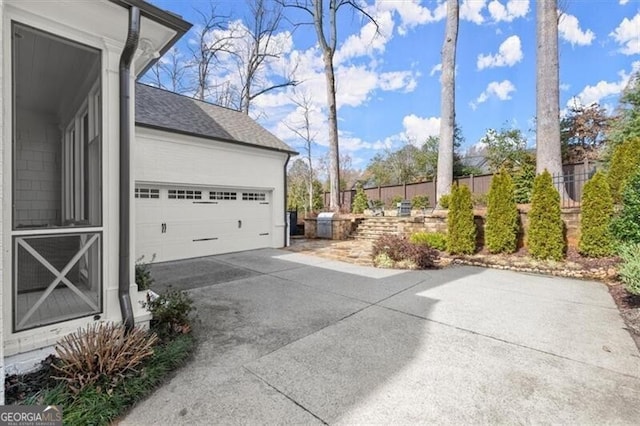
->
[123,249,640,425]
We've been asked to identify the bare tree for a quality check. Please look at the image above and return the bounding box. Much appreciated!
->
[235,0,298,115]
[436,0,459,207]
[188,3,237,101]
[536,0,562,177]
[280,0,377,212]
[284,89,318,213]
[144,47,188,94]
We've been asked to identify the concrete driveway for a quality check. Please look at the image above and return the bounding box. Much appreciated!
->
[123,248,640,425]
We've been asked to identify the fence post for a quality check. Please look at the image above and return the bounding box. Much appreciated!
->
[470,174,475,193]
[378,185,381,202]
[403,183,407,200]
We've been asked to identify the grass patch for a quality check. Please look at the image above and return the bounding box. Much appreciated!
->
[18,332,195,425]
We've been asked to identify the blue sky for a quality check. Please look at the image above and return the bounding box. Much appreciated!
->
[146,0,640,170]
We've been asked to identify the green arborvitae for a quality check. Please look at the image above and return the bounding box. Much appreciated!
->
[527,170,565,260]
[447,184,476,254]
[513,161,535,204]
[579,171,615,257]
[352,183,368,214]
[485,168,519,253]
[608,137,640,204]
[611,169,640,245]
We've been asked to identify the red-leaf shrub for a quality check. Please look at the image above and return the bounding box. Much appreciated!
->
[372,234,439,269]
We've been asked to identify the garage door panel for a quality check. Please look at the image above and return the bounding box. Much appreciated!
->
[136,186,273,262]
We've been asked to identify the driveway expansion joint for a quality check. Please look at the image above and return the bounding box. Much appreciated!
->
[243,366,329,425]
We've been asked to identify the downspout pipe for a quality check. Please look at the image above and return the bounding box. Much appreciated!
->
[119,6,140,332]
[284,154,291,247]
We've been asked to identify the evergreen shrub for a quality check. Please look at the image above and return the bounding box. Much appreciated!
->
[485,168,519,253]
[527,170,565,260]
[447,184,476,254]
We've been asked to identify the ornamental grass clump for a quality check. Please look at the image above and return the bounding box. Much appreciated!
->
[410,231,447,251]
[446,184,476,255]
[618,243,640,295]
[579,171,615,257]
[485,168,519,253]
[608,137,640,204]
[53,323,157,393]
[527,170,565,260]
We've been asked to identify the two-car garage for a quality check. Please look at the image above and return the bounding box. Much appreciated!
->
[134,83,295,263]
[135,186,273,262]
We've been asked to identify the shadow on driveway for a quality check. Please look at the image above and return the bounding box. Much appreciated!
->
[124,249,640,425]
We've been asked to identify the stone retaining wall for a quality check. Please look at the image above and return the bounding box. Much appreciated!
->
[304,217,364,240]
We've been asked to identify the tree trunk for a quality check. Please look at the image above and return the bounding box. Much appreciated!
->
[436,0,459,207]
[536,0,562,177]
[323,51,341,212]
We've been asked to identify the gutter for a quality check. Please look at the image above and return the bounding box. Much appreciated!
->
[119,5,140,332]
[284,154,291,247]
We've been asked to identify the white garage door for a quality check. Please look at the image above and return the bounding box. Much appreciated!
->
[135,186,273,262]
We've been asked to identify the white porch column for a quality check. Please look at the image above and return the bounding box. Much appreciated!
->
[0,0,6,407]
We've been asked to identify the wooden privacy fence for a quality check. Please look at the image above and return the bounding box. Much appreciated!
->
[324,174,493,209]
[323,162,596,211]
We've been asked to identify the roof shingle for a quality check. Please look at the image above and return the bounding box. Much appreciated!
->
[135,83,295,154]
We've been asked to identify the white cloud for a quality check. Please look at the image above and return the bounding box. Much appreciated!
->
[487,0,529,22]
[376,0,447,34]
[567,61,640,107]
[334,10,394,65]
[378,71,419,92]
[430,63,442,77]
[560,83,571,91]
[620,0,629,4]
[558,13,595,46]
[471,80,516,109]
[402,114,441,143]
[477,35,523,70]
[460,0,487,24]
[610,13,640,55]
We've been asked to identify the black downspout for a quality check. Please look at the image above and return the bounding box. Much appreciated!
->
[119,6,140,332]
[284,154,291,247]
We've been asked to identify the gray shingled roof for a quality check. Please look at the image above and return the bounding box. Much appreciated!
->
[135,83,295,154]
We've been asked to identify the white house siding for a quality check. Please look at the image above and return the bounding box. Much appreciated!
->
[134,126,288,258]
[13,109,61,227]
[1,1,173,364]
[0,0,5,406]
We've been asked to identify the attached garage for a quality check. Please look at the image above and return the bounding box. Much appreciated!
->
[134,84,296,263]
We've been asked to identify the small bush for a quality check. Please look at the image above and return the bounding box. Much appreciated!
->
[579,171,615,257]
[36,333,195,425]
[527,170,565,260]
[447,184,476,254]
[485,168,519,254]
[411,195,430,210]
[618,243,640,295]
[135,255,155,291]
[372,234,438,269]
[438,194,451,209]
[410,231,448,251]
[608,137,640,204]
[373,253,394,268]
[352,183,368,214]
[388,194,403,208]
[144,289,196,339]
[52,323,157,393]
[514,161,535,204]
[611,169,640,245]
